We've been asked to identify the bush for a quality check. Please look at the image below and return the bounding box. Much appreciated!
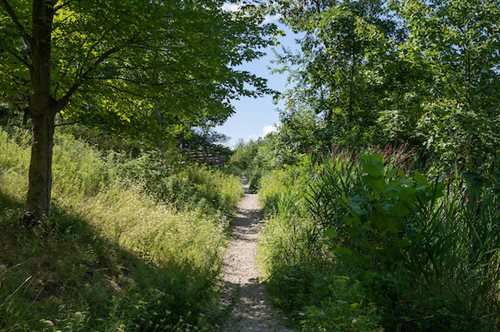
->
[228,138,278,192]
[118,153,242,218]
[259,155,500,331]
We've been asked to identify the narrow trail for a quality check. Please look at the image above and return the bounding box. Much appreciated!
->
[220,183,292,332]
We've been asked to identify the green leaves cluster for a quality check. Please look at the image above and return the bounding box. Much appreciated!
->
[320,155,443,263]
[1,0,277,141]
[1,0,278,217]
[302,154,499,330]
[259,153,499,330]
[270,0,499,169]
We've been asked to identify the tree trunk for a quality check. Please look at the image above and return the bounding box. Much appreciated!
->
[23,0,56,224]
[25,108,56,222]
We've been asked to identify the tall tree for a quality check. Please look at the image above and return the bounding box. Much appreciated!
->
[393,0,500,168]
[271,0,498,167]
[0,0,275,221]
[273,0,399,146]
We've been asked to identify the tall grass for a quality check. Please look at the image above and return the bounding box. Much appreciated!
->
[118,154,242,218]
[259,155,500,331]
[0,128,242,331]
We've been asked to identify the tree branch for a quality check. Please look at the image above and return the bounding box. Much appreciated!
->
[55,39,136,112]
[84,21,123,63]
[53,32,95,98]
[87,82,150,99]
[54,0,74,12]
[0,0,31,47]
[7,49,30,68]
[54,120,79,127]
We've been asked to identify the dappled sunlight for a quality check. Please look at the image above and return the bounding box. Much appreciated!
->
[222,193,292,331]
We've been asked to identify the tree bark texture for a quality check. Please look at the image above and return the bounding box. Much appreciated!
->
[24,0,56,222]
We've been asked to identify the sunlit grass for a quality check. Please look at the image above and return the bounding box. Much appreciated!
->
[0,128,241,331]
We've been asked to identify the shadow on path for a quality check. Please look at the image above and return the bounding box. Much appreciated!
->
[220,191,292,332]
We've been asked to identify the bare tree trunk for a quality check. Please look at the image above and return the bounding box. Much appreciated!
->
[25,108,56,222]
[23,0,56,224]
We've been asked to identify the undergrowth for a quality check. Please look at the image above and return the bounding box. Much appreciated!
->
[259,155,499,331]
[0,128,242,331]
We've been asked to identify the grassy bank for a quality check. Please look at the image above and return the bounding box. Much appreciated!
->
[258,156,499,331]
[0,128,242,331]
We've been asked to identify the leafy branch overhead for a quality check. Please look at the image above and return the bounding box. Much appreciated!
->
[0,0,277,136]
[269,0,499,169]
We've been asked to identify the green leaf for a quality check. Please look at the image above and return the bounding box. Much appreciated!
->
[413,171,428,186]
[361,154,384,178]
[364,175,386,192]
[347,196,367,215]
[331,247,354,257]
[389,201,412,217]
[324,228,338,239]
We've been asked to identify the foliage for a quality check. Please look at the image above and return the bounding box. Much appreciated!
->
[0,128,242,330]
[0,0,276,137]
[0,0,276,219]
[259,155,500,331]
[268,0,499,170]
[392,0,500,169]
[272,0,403,147]
[179,127,233,163]
[259,166,383,331]
[228,138,278,191]
[119,152,243,218]
[270,109,332,165]
[258,169,294,216]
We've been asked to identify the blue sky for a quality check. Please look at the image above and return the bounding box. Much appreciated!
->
[216,22,299,147]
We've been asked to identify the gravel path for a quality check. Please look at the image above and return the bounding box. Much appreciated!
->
[220,187,292,332]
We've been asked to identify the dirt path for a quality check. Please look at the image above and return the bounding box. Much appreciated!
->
[220,186,292,332]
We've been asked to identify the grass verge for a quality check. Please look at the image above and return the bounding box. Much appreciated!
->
[0,128,242,331]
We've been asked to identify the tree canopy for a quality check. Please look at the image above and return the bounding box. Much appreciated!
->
[269,0,499,170]
[1,0,276,138]
[0,0,277,218]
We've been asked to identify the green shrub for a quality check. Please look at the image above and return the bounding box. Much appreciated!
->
[258,169,294,216]
[118,153,242,218]
[228,138,278,192]
[259,155,499,331]
[307,155,499,330]
[259,198,383,332]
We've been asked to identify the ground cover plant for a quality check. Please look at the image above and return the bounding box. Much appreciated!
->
[258,154,499,331]
[0,128,242,331]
